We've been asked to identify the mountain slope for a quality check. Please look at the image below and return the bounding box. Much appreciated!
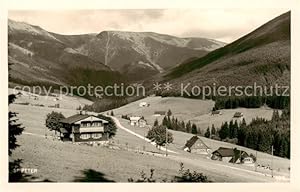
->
[8,19,226,84]
[164,11,290,92]
[71,31,226,79]
[8,19,115,86]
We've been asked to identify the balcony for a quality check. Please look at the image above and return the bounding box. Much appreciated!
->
[79,126,104,133]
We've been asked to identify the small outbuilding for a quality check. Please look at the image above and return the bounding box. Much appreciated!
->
[233,112,244,118]
[211,110,222,115]
[153,111,166,116]
[129,116,147,127]
[139,102,149,107]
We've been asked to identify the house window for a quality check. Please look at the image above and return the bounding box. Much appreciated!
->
[93,122,102,127]
[80,133,90,140]
[91,133,102,139]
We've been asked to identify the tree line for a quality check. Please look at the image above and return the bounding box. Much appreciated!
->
[158,110,199,135]
[214,96,289,110]
[205,110,290,158]
[152,108,290,159]
[154,88,289,110]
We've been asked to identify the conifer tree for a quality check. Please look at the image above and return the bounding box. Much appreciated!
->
[191,123,198,134]
[204,127,211,138]
[186,121,192,133]
[211,124,216,136]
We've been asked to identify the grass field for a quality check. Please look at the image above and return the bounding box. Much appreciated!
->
[9,88,92,110]
[10,104,195,182]
[9,93,289,182]
[112,96,214,127]
[118,118,290,176]
[111,96,280,132]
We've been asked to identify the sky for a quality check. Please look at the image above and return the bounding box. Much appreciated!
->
[8,9,289,43]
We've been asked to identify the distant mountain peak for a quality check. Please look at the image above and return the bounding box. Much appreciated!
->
[8,19,61,42]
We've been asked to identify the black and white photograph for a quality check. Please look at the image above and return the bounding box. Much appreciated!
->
[1,0,300,191]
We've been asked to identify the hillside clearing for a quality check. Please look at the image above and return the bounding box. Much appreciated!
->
[111,96,280,131]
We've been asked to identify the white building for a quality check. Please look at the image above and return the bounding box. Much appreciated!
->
[139,102,149,107]
[129,116,147,127]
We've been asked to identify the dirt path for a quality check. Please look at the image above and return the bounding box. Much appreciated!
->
[23,132,45,137]
[109,116,178,154]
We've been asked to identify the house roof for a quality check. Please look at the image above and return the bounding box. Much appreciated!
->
[213,147,235,157]
[129,116,142,121]
[60,114,108,124]
[213,147,248,159]
[184,136,209,149]
[233,112,243,117]
[154,111,166,115]
[60,114,90,124]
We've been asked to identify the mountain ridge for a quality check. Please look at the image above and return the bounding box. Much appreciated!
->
[160,11,290,95]
[8,19,226,84]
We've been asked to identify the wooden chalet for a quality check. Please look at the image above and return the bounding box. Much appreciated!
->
[211,147,251,163]
[183,136,211,155]
[59,113,109,143]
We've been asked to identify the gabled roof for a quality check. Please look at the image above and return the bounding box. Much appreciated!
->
[233,112,243,117]
[184,136,209,149]
[60,114,108,124]
[60,114,90,124]
[213,147,235,157]
[213,147,248,159]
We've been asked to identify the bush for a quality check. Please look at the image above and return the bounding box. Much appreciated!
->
[128,163,209,182]
[128,169,156,182]
[172,163,209,182]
